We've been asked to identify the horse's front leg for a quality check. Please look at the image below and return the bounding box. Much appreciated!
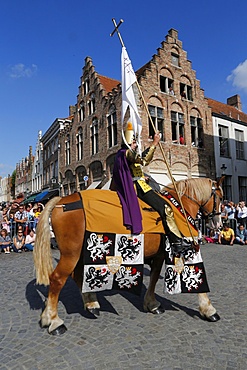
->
[198,293,220,322]
[82,292,100,316]
[143,246,165,314]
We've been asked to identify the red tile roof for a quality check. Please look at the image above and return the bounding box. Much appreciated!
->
[98,75,120,93]
[207,98,247,124]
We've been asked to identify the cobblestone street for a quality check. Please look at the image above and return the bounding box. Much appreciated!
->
[0,243,246,370]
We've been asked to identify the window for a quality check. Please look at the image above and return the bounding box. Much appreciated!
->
[171,53,179,66]
[180,83,193,101]
[88,93,96,115]
[54,160,58,177]
[79,102,85,121]
[171,111,185,144]
[235,129,244,160]
[222,176,232,201]
[76,128,83,161]
[239,177,247,202]
[190,116,203,147]
[107,106,117,148]
[83,77,89,95]
[65,134,71,165]
[160,76,174,94]
[148,105,164,140]
[91,118,99,155]
[219,125,230,157]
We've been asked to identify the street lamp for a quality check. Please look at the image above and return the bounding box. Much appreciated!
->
[220,164,227,175]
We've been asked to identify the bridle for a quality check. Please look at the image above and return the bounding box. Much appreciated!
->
[200,181,222,219]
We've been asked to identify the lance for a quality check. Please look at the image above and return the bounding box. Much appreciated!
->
[110,18,197,246]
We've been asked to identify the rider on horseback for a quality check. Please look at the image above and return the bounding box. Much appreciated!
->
[112,123,192,255]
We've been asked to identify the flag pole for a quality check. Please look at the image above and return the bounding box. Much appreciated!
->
[110,19,197,245]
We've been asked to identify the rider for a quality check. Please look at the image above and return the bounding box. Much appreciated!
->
[112,122,192,255]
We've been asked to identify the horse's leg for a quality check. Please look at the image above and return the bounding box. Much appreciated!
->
[39,196,85,334]
[40,251,84,334]
[198,293,220,322]
[143,235,165,314]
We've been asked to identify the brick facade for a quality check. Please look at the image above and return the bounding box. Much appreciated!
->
[58,29,215,194]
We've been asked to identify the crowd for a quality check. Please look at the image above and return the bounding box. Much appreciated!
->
[1,197,247,254]
[203,200,247,246]
[0,201,45,254]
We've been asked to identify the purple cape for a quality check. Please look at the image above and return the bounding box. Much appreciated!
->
[113,149,142,234]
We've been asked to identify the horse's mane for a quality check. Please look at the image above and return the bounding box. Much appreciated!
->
[162,178,214,203]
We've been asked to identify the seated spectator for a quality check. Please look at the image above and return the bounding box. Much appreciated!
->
[218,222,235,246]
[0,228,11,254]
[235,224,247,245]
[24,229,36,251]
[12,226,25,253]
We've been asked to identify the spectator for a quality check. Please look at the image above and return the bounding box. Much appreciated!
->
[34,205,43,229]
[0,228,11,254]
[236,201,247,228]
[235,224,247,245]
[24,229,36,251]
[218,222,235,246]
[220,204,228,222]
[225,201,236,220]
[14,205,28,231]
[12,226,25,253]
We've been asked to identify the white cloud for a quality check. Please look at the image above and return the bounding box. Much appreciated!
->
[9,63,37,79]
[227,60,247,92]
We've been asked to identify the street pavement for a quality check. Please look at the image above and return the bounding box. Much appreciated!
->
[0,243,246,370]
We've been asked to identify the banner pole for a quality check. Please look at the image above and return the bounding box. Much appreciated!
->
[110,19,197,245]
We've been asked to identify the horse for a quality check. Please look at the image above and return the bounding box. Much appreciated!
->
[33,177,223,335]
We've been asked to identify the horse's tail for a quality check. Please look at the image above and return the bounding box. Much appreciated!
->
[33,196,62,286]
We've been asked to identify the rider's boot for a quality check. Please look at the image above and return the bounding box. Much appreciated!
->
[163,205,192,255]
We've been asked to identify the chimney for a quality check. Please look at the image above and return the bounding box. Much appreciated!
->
[227,95,242,111]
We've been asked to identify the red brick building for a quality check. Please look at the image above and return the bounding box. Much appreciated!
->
[58,29,215,195]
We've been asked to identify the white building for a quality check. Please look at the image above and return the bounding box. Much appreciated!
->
[208,95,247,202]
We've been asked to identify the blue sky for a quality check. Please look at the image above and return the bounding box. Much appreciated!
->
[1,0,247,178]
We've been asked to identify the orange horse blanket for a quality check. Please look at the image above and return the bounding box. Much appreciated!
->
[80,190,198,237]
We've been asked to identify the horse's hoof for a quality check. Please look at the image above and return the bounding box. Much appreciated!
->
[49,324,67,335]
[87,308,100,317]
[205,312,221,322]
[149,306,165,314]
[39,320,49,329]
[201,312,221,322]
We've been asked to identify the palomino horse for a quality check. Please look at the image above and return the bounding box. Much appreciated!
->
[34,177,223,335]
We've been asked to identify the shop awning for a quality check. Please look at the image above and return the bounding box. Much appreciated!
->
[39,189,59,202]
[23,193,41,204]
[34,190,49,202]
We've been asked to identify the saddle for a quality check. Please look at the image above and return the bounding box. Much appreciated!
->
[80,190,198,237]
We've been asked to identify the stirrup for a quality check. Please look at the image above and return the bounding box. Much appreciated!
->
[171,238,192,255]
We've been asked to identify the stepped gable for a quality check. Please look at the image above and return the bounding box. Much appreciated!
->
[207,98,247,124]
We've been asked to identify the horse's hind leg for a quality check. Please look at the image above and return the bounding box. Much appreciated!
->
[198,293,220,322]
[40,252,83,334]
[143,236,165,314]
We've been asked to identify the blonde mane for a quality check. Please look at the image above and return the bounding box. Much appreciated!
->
[162,178,214,203]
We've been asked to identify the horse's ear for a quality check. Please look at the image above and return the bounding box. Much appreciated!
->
[217,176,225,187]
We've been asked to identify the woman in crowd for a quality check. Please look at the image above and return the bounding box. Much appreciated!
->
[12,226,25,253]
[0,228,11,254]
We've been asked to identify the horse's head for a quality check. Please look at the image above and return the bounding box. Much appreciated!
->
[200,177,223,220]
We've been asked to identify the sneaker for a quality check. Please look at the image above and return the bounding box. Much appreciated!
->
[5,251,10,254]
[17,250,22,253]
